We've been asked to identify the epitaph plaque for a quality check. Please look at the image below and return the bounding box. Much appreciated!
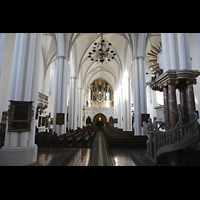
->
[56,113,65,125]
[7,101,34,132]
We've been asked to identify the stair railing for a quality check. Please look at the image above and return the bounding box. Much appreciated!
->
[146,109,199,163]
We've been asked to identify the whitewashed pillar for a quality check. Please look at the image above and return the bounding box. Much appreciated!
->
[53,56,68,135]
[127,76,132,131]
[114,88,118,128]
[69,76,78,130]
[133,57,141,135]
[122,70,132,131]
[82,93,86,127]
[161,33,170,72]
[0,33,42,166]
[78,76,83,128]
[139,56,147,114]
[78,86,81,128]
[184,33,192,70]
[168,33,178,70]
[177,33,192,70]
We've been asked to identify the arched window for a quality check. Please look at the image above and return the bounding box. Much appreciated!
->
[49,63,54,96]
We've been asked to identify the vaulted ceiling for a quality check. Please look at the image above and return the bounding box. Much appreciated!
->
[72,33,132,91]
[42,33,153,92]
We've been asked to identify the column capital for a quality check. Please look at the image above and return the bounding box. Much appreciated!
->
[56,55,71,63]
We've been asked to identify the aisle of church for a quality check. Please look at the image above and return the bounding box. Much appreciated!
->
[88,130,115,166]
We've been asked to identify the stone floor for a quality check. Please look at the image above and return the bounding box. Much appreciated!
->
[31,148,150,166]
[30,130,156,166]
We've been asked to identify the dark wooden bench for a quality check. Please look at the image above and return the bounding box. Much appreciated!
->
[55,134,66,146]
[35,131,48,147]
[81,131,90,146]
[46,133,57,147]
[103,127,147,148]
[35,127,97,148]
[63,131,76,146]
[73,131,83,146]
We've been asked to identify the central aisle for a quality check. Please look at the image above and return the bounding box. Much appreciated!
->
[89,130,115,166]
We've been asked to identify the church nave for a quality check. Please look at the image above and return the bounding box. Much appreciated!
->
[1,33,200,166]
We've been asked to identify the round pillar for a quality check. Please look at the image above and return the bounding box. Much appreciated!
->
[168,83,178,129]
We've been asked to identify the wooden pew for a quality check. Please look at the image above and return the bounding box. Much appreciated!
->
[62,131,76,146]
[35,131,48,147]
[73,131,83,146]
[81,130,90,147]
[35,127,97,148]
[46,133,57,147]
[55,134,66,146]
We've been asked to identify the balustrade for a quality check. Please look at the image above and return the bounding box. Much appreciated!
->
[147,110,199,163]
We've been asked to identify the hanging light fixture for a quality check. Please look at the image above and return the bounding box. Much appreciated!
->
[88,33,116,64]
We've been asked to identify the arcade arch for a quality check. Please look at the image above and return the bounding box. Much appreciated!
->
[93,113,107,127]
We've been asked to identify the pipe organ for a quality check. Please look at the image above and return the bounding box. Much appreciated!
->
[87,79,113,107]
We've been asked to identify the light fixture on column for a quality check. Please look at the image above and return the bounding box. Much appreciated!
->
[88,33,116,64]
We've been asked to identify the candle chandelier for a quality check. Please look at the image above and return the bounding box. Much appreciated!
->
[88,33,116,64]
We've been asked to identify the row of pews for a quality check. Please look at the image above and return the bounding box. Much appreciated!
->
[35,126,96,148]
[103,127,147,149]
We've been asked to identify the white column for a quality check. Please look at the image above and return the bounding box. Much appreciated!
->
[177,33,188,70]
[139,56,147,114]
[78,86,83,128]
[184,33,192,70]
[82,93,86,127]
[122,68,132,132]
[69,77,78,130]
[127,76,132,131]
[118,87,122,129]
[60,58,68,134]
[74,79,78,129]
[53,57,59,133]
[29,34,42,146]
[168,33,178,70]
[114,88,118,128]
[122,73,126,131]
[133,57,141,135]
[0,33,42,166]
[161,33,170,72]
[8,34,21,101]
[53,56,68,135]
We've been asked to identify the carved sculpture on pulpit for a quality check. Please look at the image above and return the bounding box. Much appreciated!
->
[144,118,160,157]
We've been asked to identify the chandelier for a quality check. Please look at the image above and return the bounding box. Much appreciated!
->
[88,33,116,63]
